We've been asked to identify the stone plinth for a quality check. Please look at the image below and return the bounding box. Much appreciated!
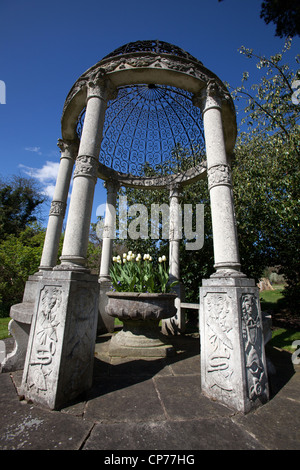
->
[21,270,99,410]
[199,277,269,413]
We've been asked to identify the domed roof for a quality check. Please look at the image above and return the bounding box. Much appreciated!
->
[63,39,237,184]
[101,39,203,65]
[77,83,205,178]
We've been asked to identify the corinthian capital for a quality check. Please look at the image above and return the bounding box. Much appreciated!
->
[86,77,117,102]
[57,139,79,160]
[193,79,223,113]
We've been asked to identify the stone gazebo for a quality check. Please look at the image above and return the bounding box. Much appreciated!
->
[14,40,268,412]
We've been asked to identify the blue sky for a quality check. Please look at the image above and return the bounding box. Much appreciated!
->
[0,0,299,225]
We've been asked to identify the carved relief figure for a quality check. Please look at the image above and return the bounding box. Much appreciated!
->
[27,287,62,393]
[241,294,267,400]
[63,287,98,396]
[205,293,234,392]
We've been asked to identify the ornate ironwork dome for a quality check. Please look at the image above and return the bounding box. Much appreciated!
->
[77,82,205,177]
[63,39,237,187]
[101,39,203,65]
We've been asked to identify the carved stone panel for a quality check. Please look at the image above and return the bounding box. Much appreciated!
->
[241,293,269,403]
[202,292,235,402]
[22,271,99,410]
[24,286,63,400]
[200,279,269,413]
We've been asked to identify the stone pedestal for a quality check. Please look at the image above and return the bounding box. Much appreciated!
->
[21,270,99,410]
[106,292,176,358]
[199,277,269,413]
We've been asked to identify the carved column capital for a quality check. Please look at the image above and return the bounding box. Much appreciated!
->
[207,164,232,190]
[86,77,117,103]
[193,79,223,113]
[49,200,67,217]
[104,178,120,195]
[168,182,182,200]
[73,155,99,183]
[57,138,79,160]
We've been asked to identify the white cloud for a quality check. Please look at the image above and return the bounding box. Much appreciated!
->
[19,161,60,183]
[42,184,56,199]
[25,146,42,155]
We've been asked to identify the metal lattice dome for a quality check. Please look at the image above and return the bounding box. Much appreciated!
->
[63,39,237,187]
[77,82,205,177]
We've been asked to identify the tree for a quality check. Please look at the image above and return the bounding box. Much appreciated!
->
[218,0,300,38]
[260,0,300,38]
[0,224,46,317]
[111,151,213,304]
[0,175,47,317]
[230,39,300,311]
[0,175,45,239]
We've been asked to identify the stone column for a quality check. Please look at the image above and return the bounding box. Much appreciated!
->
[59,80,111,270]
[162,184,185,335]
[1,139,78,373]
[194,81,241,277]
[194,81,269,413]
[98,179,119,334]
[21,79,113,410]
[39,139,78,270]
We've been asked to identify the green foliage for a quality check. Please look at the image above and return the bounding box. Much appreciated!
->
[0,224,46,317]
[0,176,45,239]
[260,0,300,38]
[230,39,300,312]
[0,317,11,340]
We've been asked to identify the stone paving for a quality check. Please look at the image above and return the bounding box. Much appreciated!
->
[0,332,299,451]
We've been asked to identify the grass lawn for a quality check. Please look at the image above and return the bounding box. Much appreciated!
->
[259,284,285,312]
[260,284,300,353]
[0,317,11,340]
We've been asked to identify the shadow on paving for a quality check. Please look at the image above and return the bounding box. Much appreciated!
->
[60,333,200,411]
[59,331,296,413]
[265,343,297,399]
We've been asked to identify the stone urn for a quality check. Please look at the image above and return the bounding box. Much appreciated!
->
[105,291,177,357]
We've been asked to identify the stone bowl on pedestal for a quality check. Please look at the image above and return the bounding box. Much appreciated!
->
[105,291,177,357]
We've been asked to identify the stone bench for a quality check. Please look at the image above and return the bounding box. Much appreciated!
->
[0,302,33,373]
[0,274,39,373]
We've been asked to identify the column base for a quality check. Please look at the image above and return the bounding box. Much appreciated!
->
[200,277,269,414]
[98,279,115,334]
[161,282,185,335]
[54,256,90,273]
[21,270,99,410]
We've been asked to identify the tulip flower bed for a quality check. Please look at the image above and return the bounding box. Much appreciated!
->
[110,252,176,294]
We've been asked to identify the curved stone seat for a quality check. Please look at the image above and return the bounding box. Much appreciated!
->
[0,303,33,373]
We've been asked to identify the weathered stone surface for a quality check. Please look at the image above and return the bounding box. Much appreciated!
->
[82,418,264,450]
[200,277,269,413]
[21,270,99,410]
[106,292,176,357]
[0,374,93,450]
